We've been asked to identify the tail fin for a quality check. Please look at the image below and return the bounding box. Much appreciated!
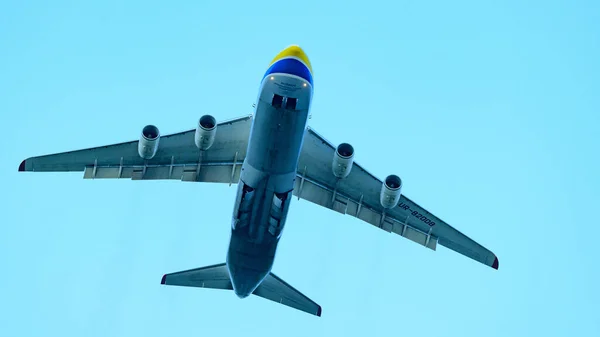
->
[161,263,321,317]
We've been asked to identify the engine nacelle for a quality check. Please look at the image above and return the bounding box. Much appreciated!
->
[195,115,217,150]
[380,174,402,209]
[138,124,160,159]
[332,143,354,178]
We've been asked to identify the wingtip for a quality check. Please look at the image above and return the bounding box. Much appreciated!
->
[317,306,322,317]
[18,160,26,172]
[492,256,499,270]
[160,274,167,284]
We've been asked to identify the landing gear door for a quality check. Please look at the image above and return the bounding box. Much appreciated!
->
[232,181,255,230]
[267,189,293,238]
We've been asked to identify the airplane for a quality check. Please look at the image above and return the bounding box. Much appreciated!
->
[18,45,498,317]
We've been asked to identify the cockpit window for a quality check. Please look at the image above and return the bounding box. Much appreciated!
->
[285,97,297,110]
[272,94,283,108]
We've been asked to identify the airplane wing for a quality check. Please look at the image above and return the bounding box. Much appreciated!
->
[18,115,253,184]
[293,127,499,270]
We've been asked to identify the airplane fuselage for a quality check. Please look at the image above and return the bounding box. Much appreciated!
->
[226,57,313,297]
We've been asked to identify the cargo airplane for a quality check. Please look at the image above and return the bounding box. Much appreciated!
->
[18,45,498,317]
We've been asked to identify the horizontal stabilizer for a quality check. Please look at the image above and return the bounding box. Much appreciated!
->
[161,263,232,290]
[161,263,321,317]
[253,272,321,317]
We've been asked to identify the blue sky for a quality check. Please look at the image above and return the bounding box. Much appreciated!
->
[1,0,599,336]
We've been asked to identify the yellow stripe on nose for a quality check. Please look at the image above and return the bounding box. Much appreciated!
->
[269,45,313,74]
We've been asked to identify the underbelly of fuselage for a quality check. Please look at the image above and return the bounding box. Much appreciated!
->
[226,74,312,297]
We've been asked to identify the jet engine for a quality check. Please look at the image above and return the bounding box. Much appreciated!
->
[138,124,160,159]
[332,143,354,178]
[195,115,217,150]
[380,174,402,209]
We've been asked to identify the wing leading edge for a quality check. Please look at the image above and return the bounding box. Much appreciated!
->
[294,127,499,270]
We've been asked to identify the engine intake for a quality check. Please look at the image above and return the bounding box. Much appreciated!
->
[195,115,217,150]
[380,174,402,208]
[138,124,160,159]
[332,143,354,178]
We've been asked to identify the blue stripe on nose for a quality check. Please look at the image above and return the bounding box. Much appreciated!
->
[263,58,313,86]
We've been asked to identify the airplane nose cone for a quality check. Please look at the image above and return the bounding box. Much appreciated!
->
[283,45,308,60]
[270,45,313,73]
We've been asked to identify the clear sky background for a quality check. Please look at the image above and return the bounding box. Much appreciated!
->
[1,0,598,336]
